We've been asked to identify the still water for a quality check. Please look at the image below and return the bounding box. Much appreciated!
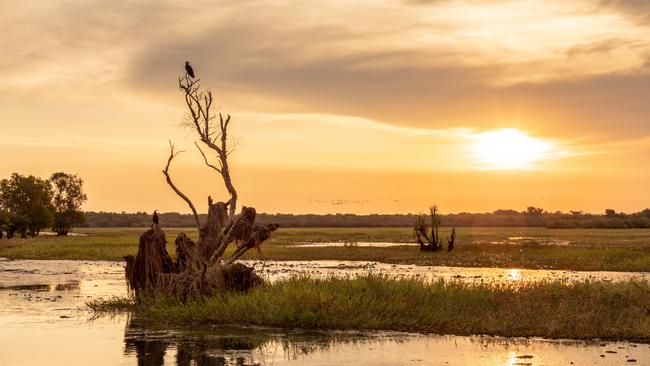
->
[1,259,648,366]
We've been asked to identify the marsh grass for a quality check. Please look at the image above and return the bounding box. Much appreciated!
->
[3,227,650,271]
[90,275,650,341]
[88,296,135,312]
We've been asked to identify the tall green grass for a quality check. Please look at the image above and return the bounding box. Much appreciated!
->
[90,276,650,341]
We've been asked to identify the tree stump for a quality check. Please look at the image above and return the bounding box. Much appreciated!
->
[124,205,276,300]
[124,226,173,293]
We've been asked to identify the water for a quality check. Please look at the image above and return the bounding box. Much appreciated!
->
[241,259,650,284]
[287,242,419,248]
[1,259,648,365]
[284,237,571,247]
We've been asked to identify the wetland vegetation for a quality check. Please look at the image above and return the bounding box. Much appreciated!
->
[2,227,650,272]
[90,275,650,342]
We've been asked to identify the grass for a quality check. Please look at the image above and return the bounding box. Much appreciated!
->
[247,245,650,272]
[0,228,159,261]
[89,275,650,342]
[1,227,650,271]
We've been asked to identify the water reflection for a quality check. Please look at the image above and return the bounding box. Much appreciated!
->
[508,269,521,281]
[4,259,650,290]
[2,259,650,365]
[120,318,650,366]
[123,318,411,366]
[125,317,273,366]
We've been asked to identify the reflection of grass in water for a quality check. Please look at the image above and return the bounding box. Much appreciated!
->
[120,317,410,365]
[3,227,650,271]
[90,275,650,342]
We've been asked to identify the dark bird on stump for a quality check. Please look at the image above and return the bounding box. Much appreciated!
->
[185,61,195,78]
[152,210,159,227]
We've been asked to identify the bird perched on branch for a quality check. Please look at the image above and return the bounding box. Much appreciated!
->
[152,210,159,227]
[185,61,195,78]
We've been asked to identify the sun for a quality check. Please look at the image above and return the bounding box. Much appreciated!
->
[472,128,552,170]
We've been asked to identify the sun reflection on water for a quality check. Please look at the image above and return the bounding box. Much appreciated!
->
[501,351,537,366]
[504,351,518,366]
[508,269,522,281]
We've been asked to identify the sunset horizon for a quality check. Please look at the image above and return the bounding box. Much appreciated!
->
[3,2,650,364]
[2,0,649,215]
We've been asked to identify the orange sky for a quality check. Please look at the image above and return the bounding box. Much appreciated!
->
[1,0,649,214]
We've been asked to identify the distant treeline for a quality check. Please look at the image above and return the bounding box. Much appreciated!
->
[82,207,650,229]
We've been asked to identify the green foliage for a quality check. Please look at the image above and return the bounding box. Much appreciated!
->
[0,172,87,238]
[0,173,54,237]
[525,206,545,216]
[92,276,650,341]
[50,172,87,235]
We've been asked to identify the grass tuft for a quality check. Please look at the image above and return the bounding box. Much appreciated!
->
[91,275,650,342]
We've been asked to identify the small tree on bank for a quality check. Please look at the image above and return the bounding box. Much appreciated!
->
[0,173,54,238]
[0,172,87,238]
[50,172,87,236]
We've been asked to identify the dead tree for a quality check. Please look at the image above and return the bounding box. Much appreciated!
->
[125,72,278,299]
[446,227,455,252]
[414,205,455,252]
[180,74,238,218]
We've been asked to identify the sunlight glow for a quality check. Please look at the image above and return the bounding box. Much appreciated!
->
[508,269,522,282]
[472,129,552,170]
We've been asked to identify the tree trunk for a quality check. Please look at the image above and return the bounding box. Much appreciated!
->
[125,205,277,299]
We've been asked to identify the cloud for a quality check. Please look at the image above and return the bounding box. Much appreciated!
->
[2,0,650,142]
[600,0,650,25]
[1,0,648,214]
[565,38,649,58]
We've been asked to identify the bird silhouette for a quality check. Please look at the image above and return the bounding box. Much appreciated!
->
[152,210,159,227]
[185,61,195,78]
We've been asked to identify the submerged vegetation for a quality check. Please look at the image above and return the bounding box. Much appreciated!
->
[90,275,650,342]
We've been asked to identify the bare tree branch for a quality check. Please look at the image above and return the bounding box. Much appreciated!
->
[179,75,238,219]
[224,224,279,265]
[162,140,201,231]
[227,136,243,157]
[194,142,222,173]
[216,113,237,218]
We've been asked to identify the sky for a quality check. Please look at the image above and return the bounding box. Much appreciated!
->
[1,0,649,214]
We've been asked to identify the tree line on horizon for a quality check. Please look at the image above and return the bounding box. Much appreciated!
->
[82,206,650,229]
[1,170,647,233]
[0,172,87,238]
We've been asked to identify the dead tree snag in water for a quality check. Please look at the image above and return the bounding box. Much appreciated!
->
[414,205,455,252]
[125,71,277,299]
